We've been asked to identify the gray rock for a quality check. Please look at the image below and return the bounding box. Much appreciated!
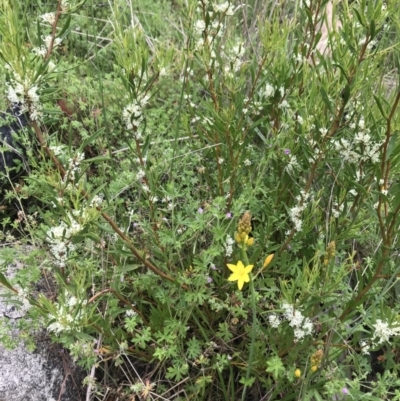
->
[0,342,64,401]
[0,249,85,401]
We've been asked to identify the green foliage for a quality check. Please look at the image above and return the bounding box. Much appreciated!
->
[0,0,400,400]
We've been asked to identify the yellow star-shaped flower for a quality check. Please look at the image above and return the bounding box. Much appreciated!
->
[227,261,254,290]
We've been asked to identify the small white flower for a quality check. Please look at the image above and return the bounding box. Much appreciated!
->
[268,314,281,328]
[61,0,69,11]
[218,157,224,164]
[278,100,289,109]
[194,20,206,35]
[264,84,275,98]
[213,2,235,15]
[159,67,168,76]
[42,35,62,50]
[225,235,234,257]
[360,340,370,355]
[32,46,47,57]
[243,159,251,166]
[136,169,145,180]
[126,309,137,317]
[281,302,313,341]
[372,319,400,345]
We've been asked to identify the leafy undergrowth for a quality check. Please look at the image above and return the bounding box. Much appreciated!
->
[1,0,400,400]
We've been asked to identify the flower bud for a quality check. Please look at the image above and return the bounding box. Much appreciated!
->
[294,368,301,378]
[263,254,274,268]
[246,237,254,246]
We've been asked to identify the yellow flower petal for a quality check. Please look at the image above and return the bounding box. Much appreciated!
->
[244,264,254,274]
[226,261,254,290]
[228,272,240,282]
[227,261,244,272]
[237,279,245,290]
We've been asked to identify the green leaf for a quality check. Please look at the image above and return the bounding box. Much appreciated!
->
[239,376,256,387]
[266,356,285,379]
[119,264,141,273]
[352,8,365,27]
[341,84,351,105]
[374,95,387,120]
[79,128,105,150]
[0,272,15,292]
[58,14,72,39]
[82,156,111,163]
[166,361,188,381]
[370,19,375,40]
[384,131,399,162]
[319,87,333,113]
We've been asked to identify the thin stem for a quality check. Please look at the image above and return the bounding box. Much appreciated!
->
[242,273,257,401]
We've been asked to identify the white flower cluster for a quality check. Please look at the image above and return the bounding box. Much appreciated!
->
[31,46,48,57]
[49,145,65,156]
[263,83,284,99]
[43,35,62,50]
[289,190,311,232]
[6,73,43,121]
[360,340,370,355]
[224,40,245,76]
[285,154,300,174]
[47,292,87,335]
[264,84,275,98]
[371,319,400,346]
[89,194,104,208]
[213,1,235,15]
[177,226,187,235]
[194,19,206,36]
[39,12,56,25]
[268,313,281,328]
[47,210,85,267]
[225,235,234,257]
[126,309,137,317]
[161,195,173,210]
[282,302,313,341]
[33,35,62,57]
[332,201,344,218]
[122,93,150,139]
[193,1,235,52]
[136,168,145,180]
[333,121,382,165]
[61,0,69,11]
[65,152,85,177]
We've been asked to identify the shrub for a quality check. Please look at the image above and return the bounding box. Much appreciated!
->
[1,0,400,400]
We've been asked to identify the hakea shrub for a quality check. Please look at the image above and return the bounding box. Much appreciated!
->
[1,0,400,400]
